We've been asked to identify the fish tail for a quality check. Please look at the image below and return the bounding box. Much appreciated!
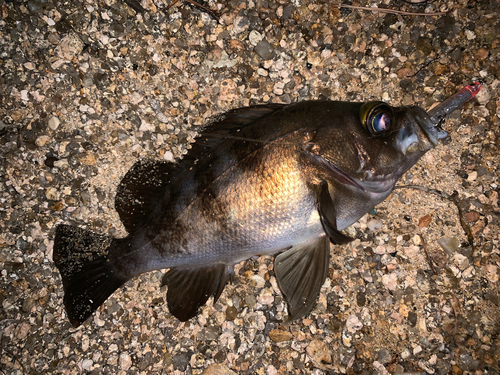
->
[53,224,128,327]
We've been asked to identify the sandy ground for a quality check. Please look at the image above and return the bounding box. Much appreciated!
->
[0,0,499,374]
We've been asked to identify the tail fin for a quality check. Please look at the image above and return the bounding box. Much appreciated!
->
[53,224,127,327]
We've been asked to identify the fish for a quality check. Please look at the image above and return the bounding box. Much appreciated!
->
[53,83,481,327]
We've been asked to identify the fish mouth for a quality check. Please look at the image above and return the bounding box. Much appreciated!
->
[403,107,450,149]
[398,82,482,151]
[413,82,483,148]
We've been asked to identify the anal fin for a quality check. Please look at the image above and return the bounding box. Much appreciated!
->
[274,236,331,320]
[161,264,232,322]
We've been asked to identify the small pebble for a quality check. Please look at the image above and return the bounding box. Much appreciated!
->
[367,219,382,231]
[476,85,491,105]
[232,15,249,34]
[377,348,392,364]
[81,359,93,371]
[119,353,132,371]
[437,237,460,254]
[249,274,265,288]
[464,211,480,222]
[475,48,489,60]
[306,340,331,367]
[254,40,275,60]
[55,33,84,60]
[372,361,390,375]
[257,68,268,76]
[48,116,60,130]
[163,150,174,161]
[345,314,363,333]
[269,328,292,342]
[45,187,60,200]
[382,273,398,291]
[418,214,432,228]
[35,135,51,147]
[202,364,237,375]
[248,30,263,46]
[453,253,469,271]
[467,171,478,181]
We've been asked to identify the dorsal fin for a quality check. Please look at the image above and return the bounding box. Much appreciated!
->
[183,103,286,159]
[205,103,285,133]
[114,104,286,234]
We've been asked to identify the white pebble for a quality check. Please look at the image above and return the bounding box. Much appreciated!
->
[139,120,151,132]
[367,219,382,232]
[249,274,265,288]
[163,150,174,162]
[81,359,93,371]
[452,253,469,271]
[24,62,36,70]
[467,171,478,181]
[475,85,491,105]
[48,116,60,130]
[401,348,411,359]
[381,273,398,291]
[345,314,363,333]
[119,353,132,370]
[465,29,476,40]
[257,68,268,76]
[248,30,263,46]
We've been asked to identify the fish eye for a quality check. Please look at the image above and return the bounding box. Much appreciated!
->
[359,101,394,136]
[371,112,390,133]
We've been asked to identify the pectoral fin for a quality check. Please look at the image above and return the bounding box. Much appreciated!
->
[274,236,330,320]
[317,181,354,245]
[161,264,232,322]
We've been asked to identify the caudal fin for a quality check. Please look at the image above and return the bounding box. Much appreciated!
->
[53,224,127,327]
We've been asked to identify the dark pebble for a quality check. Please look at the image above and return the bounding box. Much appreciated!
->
[377,348,392,364]
[356,291,366,307]
[172,352,190,371]
[225,305,238,321]
[408,311,418,327]
[254,40,275,60]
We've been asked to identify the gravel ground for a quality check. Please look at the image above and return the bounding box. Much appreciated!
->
[0,0,499,374]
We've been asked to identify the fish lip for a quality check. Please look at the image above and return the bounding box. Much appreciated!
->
[405,107,450,147]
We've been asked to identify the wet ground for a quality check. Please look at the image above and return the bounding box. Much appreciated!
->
[0,0,499,374]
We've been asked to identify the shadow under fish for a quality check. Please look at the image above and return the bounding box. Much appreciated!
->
[53,83,481,327]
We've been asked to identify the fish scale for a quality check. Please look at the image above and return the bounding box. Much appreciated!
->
[53,85,480,327]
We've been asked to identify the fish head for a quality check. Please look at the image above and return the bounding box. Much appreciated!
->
[308,101,450,194]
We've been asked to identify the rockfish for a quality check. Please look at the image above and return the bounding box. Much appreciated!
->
[53,83,481,327]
